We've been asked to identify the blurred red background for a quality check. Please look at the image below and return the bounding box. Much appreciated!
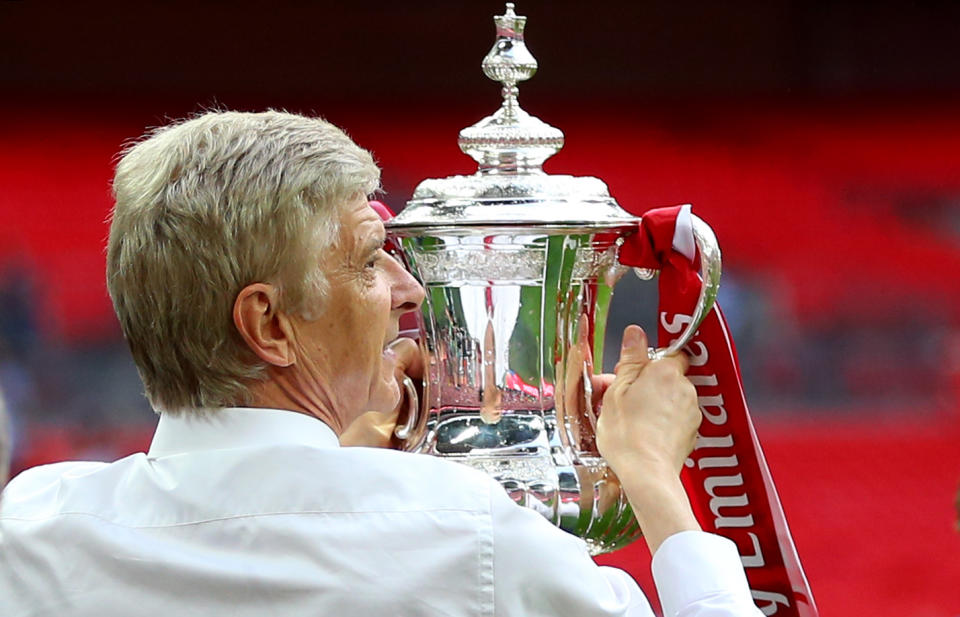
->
[2,2,959,615]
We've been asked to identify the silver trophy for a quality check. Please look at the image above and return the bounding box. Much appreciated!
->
[386,3,721,554]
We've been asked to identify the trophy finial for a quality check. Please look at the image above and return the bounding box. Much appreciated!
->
[459,3,564,175]
[483,2,537,100]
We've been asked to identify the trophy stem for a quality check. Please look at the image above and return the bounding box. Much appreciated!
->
[458,3,564,174]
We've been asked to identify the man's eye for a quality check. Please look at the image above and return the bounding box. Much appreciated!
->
[366,250,384,269]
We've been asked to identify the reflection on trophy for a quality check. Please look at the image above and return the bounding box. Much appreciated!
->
[386,3,721,554]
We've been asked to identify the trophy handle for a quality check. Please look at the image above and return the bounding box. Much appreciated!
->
[393,375,419,441]
[639,214,722,360]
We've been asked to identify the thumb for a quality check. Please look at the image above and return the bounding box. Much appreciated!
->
[614,325,650,382]
[389,337,424,381]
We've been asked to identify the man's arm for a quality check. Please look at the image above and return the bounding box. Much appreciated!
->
[596,325,701,554]
[597,325,763,617]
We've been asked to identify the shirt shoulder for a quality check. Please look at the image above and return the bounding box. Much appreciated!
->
[316,446,501,513]
[2,460,112,519]
[0,448,506,617]
[3,445,502,527]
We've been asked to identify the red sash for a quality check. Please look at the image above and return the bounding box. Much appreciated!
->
[619,205,819,617]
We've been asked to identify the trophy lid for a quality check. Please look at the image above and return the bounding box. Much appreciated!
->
[387,3,638,234]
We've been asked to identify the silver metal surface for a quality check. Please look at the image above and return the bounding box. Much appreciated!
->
[460,2,562,175]
[385,3,722,554]
[393,376,419,441]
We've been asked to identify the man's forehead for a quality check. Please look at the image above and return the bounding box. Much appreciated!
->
[340,198,385,249]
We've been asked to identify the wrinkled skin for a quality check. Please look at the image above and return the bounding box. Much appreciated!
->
[236,195,424,435]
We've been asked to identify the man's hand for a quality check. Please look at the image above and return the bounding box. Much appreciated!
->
[595,325,702,554]
[597,325,699,476]
[340,338,423,449]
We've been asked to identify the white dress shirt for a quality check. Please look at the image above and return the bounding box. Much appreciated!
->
[0,407,761,617]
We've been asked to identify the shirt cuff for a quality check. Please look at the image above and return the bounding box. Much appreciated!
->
[651,531,756,616]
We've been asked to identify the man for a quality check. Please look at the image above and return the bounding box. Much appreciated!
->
[0,111,761,616]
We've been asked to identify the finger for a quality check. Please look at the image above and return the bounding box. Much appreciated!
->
[613,325,650,382]
[656,349,690,375]
[590,373,615,409]
[643,354,690,385]
[389,337,424,380]
[590,373,615,391]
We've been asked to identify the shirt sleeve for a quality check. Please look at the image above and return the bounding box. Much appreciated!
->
[489,477,765,617]
[652,531,766,617]
[489,478,654,617]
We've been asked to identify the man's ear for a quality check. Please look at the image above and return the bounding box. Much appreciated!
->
[233,283,296,367]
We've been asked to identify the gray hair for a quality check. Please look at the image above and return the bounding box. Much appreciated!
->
[107,110,380,413]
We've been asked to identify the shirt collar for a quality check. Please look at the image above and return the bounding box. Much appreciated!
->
[147,407,340,458]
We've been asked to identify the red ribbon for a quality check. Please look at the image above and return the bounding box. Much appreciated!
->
[620,206,819,617]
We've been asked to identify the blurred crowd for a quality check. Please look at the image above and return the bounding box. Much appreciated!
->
[0,245,951,476]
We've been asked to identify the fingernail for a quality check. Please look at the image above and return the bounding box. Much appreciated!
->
[622,326,641,349]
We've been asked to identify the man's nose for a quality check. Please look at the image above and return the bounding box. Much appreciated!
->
[389,255,425,313]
